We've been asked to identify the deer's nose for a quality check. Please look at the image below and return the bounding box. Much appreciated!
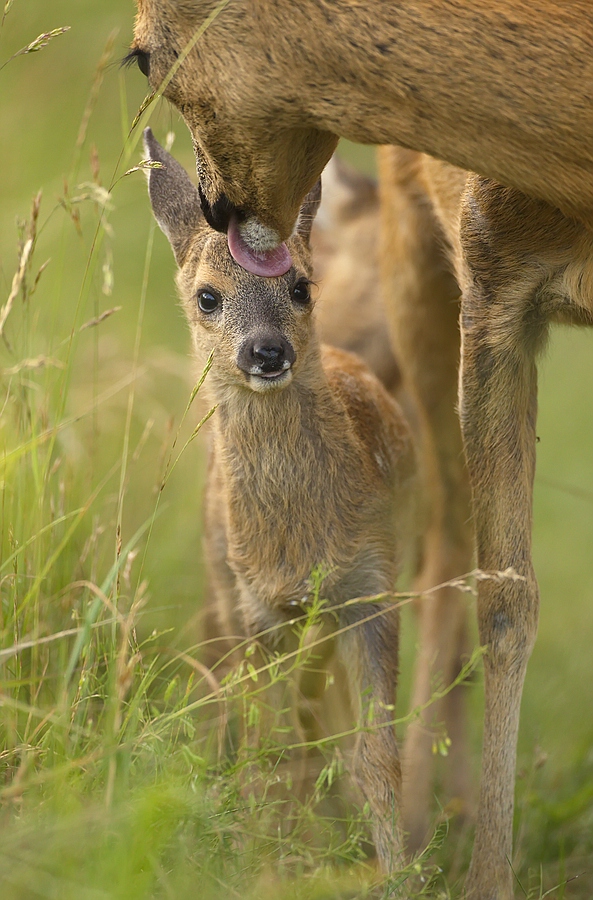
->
[253,342,283,370]
[237,334,295,375]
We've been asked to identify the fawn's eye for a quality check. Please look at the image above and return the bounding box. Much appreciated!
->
[292,280,311,304]
[122,47,150,78]
[197,289,221,314]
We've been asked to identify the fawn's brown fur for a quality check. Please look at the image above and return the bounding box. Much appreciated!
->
[143,128,416,874]
[131,4,593,896]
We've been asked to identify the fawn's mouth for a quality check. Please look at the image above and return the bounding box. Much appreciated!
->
[247,366,293,392]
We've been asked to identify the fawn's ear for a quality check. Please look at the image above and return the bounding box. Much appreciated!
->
[296,178,322,246]
[143,127,203,264]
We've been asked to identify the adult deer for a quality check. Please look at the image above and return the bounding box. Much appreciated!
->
[129,3,593,897]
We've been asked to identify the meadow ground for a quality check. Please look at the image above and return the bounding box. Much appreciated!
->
[0,2,592,897]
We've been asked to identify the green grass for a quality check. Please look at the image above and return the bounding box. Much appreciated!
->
[1,2,592,897]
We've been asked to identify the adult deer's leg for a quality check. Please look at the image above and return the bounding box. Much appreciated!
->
[458,178,549,899]
[378,147,474,852]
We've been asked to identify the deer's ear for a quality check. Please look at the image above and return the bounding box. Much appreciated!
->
[143,127,203,264]
[296,178,322,246]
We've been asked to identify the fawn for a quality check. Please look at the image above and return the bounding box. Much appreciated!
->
[143,127,416,873]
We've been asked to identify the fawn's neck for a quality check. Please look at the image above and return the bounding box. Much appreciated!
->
[211,369,342,493]
[207,364,367,600]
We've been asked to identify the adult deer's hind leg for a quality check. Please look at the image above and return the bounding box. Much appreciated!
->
[378,147,474,853]
[458,178,553,899]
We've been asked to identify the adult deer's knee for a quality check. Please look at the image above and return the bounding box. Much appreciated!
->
[478,574,539,675]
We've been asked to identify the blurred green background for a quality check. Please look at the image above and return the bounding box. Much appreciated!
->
[1,0,208,627]
[1,0,592,891]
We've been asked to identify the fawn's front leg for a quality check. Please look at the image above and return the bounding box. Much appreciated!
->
[338,601,404,877]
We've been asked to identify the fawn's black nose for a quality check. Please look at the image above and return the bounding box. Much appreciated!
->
[253,342,283,370]
[237,333,296,375]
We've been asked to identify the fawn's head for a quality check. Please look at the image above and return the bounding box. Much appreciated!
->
[144,128,322,394]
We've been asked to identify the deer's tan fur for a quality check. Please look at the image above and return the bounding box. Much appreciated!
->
[131,4,593,896]
[198,156,403,680]
[133,1,593,239]
[312,157,400,396]
[314,155,474,851]
[144,129,416,873]
[378,149,593,870]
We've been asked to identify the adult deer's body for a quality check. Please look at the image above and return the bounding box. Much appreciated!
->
[144,129,416,874]
[133,1,593,242]
[131,3,593,897]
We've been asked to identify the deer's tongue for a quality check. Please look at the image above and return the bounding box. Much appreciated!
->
[227,215,292,277]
